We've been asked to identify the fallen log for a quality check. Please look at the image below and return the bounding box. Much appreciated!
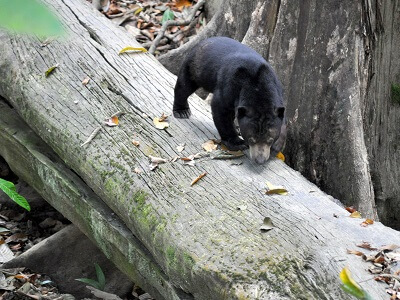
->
[0,0,399,299]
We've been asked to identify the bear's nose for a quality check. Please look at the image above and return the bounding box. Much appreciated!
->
[255,155,267,164]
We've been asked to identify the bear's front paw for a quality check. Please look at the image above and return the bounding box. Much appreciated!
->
[173,108,191,119]
[222,137,248,151]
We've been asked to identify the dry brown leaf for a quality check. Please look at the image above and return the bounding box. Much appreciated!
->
[82,77,90,86]
[104,116,119,127]
[149,155,167,164]
[386,252,400,261]
[176,144,185,152]
[134,167,141,174]
[14,274,29,280]
[347,249,365,256]
[363,254,376,262]
[360,219,374,227]
[5,233,27,244]
[132,140,140,147]
[380,244,400,251]
[158,113,168,122]
[202,140,217,152]
[374,255,385,264]
[153,116,169,130]
[345,206,357,213]
[349,211,362,218]
[175,0,192,8]
[149,163,158,171]
[190,172,207,186]
[356,242,377,251]
[374,275,391,283]
[181,153,201,161]
[184,160,196,167]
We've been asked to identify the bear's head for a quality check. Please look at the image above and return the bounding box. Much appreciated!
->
[237,105,285,164]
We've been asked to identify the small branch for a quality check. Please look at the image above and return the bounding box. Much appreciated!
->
[81,126,102,147]
[149,0,206,54]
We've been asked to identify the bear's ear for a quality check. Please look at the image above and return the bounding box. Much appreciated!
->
[238,106,254,118]
[234,67,249,80]
[276,106,285,119]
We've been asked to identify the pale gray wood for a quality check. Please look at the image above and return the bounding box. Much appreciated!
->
[0,101,184,300]
[0,0,399,299]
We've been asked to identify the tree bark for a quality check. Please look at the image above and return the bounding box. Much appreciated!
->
[0,0,399,299]
[159,0,400,227]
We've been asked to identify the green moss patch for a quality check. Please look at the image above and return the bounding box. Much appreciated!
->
[391,83,400,104]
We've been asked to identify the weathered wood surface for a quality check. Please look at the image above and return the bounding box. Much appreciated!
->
[0,100,178,300]
[0,0,399,299]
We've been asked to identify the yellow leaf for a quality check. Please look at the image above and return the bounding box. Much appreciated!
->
[45,64,59,77]
[360,219,374,227]
[153,117,169,130]
[134,7,143,15]
[265,181,288,195]
[350,211,362,218]
[340,267,357,287]
[276,151,285,161]
[119,46,147,55]
[339,267,365,299]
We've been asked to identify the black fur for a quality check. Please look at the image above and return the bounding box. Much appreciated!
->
[173,37,286,163]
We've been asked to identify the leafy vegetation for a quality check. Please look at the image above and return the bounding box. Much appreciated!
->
[340,267,372,300]
[161,8,175,24]
[0,178,30,211]
[76,263,106,291]
[0,0,65,37]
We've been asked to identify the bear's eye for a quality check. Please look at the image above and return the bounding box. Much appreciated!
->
[267,137,275,144]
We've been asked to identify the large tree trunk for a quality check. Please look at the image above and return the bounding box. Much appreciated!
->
[160,0,400,227]
[0,0,399,299]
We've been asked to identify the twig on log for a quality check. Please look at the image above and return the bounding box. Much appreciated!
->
[149,0,206,54]
[81,126,102,147]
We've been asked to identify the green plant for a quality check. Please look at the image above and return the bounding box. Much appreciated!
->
[391,83,400,104]
[340,267,372,300]
[0,0,65,37]
[162,8,175,25]
[0,178,30,211]
[76,263,106,291]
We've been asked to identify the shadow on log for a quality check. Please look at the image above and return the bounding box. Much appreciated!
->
[0,0,399,299]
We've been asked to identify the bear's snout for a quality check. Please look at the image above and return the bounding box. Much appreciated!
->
[249,143,271,164]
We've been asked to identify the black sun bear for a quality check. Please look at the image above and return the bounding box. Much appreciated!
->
[173,37,286,164]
